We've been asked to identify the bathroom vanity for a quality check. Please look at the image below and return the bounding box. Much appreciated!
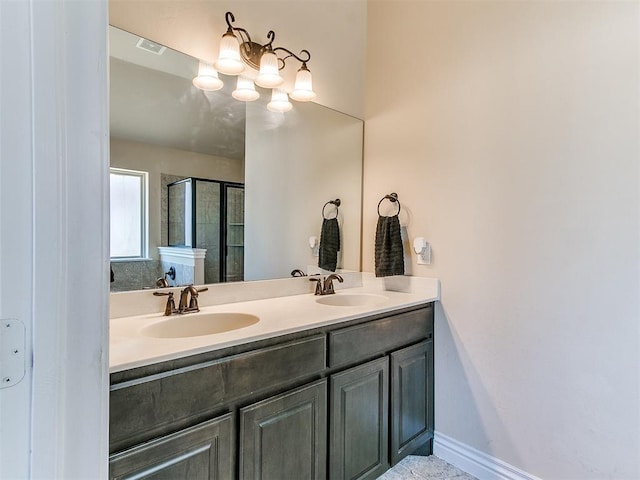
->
[109,277,438,479]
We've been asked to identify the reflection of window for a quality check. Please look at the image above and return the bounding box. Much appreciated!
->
[110,168,148,260]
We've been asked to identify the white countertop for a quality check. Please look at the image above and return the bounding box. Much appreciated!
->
[110,275,440,373]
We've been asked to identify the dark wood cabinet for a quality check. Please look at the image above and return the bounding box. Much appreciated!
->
[109,303,434,480]
[109,413,234,480]
[328,308,431,368]
[330,357,389,480]
[110,335,326,453]
[240,379,327,480]
[390,340,434,465]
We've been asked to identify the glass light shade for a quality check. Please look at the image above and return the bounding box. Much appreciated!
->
[215,32,244,75]
[290,66,316,102]
[267,89,292,113]
[192,62,223,91]
[232,76,260,101]
[255,51,284,88]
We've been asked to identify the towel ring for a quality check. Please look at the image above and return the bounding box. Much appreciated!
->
[322,198,341,219]
[377,193,401,216]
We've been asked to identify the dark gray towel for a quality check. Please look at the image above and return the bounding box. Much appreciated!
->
[319,217,340,272]
[375,215,404,277]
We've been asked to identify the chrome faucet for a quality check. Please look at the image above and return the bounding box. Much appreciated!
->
[310,274,344,295]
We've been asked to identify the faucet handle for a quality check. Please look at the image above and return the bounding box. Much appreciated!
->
[309,277,324,295]
[153,290,176,316]
[153,291,173,297]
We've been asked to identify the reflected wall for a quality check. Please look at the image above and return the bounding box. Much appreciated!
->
[245,102,363,281]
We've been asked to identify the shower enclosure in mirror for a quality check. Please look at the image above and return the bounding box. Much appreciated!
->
[167,178,244,284]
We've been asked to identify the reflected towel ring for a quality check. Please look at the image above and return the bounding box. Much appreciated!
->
[322,198,341,219]
[377,192,401,216]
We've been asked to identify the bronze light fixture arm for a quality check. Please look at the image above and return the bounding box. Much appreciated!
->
[223,12,254,55]
[272,47,311,70]
[224,11,250,40]
[224,11,277,68]
[223,11,310,71]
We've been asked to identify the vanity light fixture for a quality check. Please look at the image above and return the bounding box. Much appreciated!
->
[215,28,245,75]
[267,89,293,113]
[193,11,316,109]
[192,61,223,91]
[290,63,316,101]
[232,76,260,101]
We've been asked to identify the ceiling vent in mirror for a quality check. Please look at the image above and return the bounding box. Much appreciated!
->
[136,37,166,56]
[192,11,315,110]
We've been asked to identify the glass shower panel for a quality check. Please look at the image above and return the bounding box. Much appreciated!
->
[195,180,221,284]
[167,177,243,284]
[225,185,245,282]
[168,179,191,246]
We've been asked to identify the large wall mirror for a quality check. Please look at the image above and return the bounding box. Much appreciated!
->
[109,26,363,291]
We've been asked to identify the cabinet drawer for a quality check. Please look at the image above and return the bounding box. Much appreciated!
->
[110,334,326,453]
[328,307,432,368]
[109,412,235,480]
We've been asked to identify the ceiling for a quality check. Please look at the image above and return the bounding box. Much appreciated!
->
[109,26,246,160]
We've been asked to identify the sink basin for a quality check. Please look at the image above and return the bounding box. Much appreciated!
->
[141,312,260,338]
[315,293,387,307]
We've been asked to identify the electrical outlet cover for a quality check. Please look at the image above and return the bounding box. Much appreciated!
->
[417,243,431,265]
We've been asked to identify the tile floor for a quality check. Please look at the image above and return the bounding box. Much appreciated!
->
[377,456,477,480]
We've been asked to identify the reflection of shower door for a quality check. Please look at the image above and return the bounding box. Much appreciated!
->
[223,184,244,282]
[168,178,244,284]
[195,180,221,284]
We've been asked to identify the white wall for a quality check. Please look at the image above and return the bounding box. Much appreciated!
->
[364,1,639,478]
[110,137,243,260]
[109,0,367,118]
[244,101,363,280]
[1,0,109,477]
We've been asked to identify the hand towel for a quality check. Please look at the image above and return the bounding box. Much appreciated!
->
[375,215,404,277]
[319,217,340,272]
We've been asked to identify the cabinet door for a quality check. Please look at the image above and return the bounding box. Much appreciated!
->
[109,412,234,480]
[390,340,434,465]
[240,379,327,480]
[330,357,389,480]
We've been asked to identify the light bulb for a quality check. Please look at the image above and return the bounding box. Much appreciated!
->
[232,76,260,101]
[267,89,292,113]
[215,31,244,75]
[290,64,316,102]
[192,62,223,91]
[255,51,284,88]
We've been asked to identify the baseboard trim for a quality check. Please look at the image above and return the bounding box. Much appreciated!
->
[433,431,541,480]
